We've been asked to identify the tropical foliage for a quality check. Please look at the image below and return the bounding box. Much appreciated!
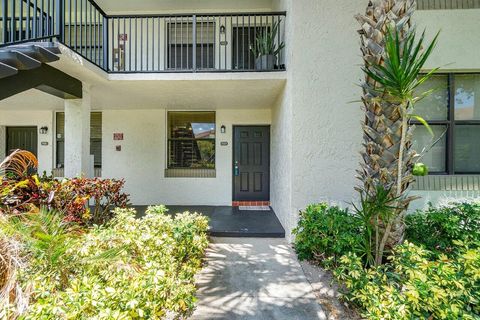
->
[293,204,363,268]
[47,177,130,224]
[335,241,480,320]
[356,0,439,266]
[294,201,480,319]
[0,206,209,319]
[0,150,129,224]
[406,202,480,255]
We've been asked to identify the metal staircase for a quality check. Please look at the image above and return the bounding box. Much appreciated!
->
[170,127,202,168]
[0,0,81,100]
[0,42,60,79]
[0,41,82,100]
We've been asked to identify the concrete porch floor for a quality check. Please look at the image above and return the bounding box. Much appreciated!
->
[133,205,285,238]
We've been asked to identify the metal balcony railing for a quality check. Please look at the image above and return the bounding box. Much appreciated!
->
[0,0,287,73]
[417,0,480,10]
[107,12,286,73]
[0,0,61,47]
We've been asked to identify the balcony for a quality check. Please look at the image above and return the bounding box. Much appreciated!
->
[0,0,286,74]
[417,0,480,10]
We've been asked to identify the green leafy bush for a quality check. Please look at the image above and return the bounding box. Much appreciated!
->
[293,201,480,319]
[293,203,363,267]
[406,202,480,254]
[1,206,209,319]
[335,241,480,320]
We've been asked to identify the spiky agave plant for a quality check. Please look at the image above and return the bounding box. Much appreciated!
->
[356,1,439,265]
[251,20,285,58]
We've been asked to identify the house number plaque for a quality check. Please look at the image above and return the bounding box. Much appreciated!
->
[113,133,124,141]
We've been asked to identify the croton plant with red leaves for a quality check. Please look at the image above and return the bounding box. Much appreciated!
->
[0,150,130,225]
[0,176,130,225]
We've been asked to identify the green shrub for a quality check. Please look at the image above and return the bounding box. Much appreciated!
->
[1,206,209,319]
[335,241,480,320]
[406,202,480,254]
[293,201,480,319]
[293,203,363,268]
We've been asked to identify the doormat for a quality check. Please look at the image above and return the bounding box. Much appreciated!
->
[238,206,270,211]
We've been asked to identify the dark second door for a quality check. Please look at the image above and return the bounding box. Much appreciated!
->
[6,127,38,156]
[233,126,270,201]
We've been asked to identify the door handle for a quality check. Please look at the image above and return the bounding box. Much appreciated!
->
[234,161,240,176]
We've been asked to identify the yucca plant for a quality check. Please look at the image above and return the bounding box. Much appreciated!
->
[356,0,439,265]
[251,20,284,57]
[353,185,402,267]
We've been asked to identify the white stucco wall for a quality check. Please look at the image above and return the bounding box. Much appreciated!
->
[271,86,295,239]
[268,2,480,240]
[102,108,271,205]
[0,110,54,174]
[270,0,294,239]
[416,9,480,71]
[289,0,364,215]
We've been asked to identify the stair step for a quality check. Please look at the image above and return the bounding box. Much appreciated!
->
[6,42,61,54]
[0,51,41,70]
[0,62,18,79]
[11,45,59,63]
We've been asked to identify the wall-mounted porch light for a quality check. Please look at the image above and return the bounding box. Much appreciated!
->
[221,125,226,134]
[39,126,49,134]
[220,25,226,34]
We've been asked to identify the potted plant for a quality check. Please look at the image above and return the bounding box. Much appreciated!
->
[251,20,285,70]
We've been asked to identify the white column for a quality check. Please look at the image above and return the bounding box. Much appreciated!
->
[0,126,6,160]
[64,85,91,178]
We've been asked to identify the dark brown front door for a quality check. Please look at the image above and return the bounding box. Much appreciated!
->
[233,126,270,201]
[6,127,38,156]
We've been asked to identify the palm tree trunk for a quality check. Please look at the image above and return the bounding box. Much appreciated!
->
[356,0,418,254]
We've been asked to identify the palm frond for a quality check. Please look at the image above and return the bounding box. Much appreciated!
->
[364,27,440,103]
[410,114,433,136]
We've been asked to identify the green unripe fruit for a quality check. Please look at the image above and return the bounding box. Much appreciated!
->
[412,163,429,176]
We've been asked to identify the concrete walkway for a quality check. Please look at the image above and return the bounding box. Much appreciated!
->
[192,238,327,320]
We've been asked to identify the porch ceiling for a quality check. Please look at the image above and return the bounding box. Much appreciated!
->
[0,77,285,111]
[89,79,285,110]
